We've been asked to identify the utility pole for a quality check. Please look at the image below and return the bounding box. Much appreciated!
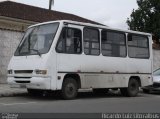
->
[49,0,54,10]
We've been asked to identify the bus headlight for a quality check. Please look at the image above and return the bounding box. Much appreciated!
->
[8,70,13,74]
[35,70,47,75]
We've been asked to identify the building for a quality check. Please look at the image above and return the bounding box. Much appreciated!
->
[0,1,100,83]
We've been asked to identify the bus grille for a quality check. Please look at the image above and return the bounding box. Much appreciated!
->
[15,81,30,83]
[14,70,33,74]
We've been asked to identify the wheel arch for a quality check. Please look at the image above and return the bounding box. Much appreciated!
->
[63,73,81,89]
[129,76,142,87]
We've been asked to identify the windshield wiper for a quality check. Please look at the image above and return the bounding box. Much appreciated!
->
[29,49,41,57]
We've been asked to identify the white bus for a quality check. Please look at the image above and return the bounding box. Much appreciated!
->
[7,20,153,99]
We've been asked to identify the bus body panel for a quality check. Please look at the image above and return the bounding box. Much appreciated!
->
[56,54,152,89]
[7,55,52,90]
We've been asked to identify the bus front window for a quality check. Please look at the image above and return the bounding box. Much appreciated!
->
[15,23,59,56]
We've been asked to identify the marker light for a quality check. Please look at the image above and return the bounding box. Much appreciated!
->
[35,70,47,75]
[8,70,13,74]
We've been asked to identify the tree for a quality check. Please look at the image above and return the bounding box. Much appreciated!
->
[127,0,160,42]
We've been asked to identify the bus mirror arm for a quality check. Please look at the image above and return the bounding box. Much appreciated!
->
[29,48,42,57]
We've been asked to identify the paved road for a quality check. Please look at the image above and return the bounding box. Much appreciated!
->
[0,90,160,113]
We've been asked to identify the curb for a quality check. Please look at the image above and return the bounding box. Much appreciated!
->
[0,84,27,98]
[0,92,27,97]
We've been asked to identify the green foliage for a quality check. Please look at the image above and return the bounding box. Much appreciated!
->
[127,0,160,40]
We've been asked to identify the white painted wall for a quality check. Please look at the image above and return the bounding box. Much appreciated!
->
[153,49,160,70]
[0,29,23,83]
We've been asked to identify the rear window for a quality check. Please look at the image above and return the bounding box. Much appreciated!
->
[128,34,149,59]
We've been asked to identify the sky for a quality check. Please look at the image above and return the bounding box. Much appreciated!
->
[4,0,138,30]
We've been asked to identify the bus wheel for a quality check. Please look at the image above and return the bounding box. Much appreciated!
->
[120,78,139,97]
[61,78,78,100]
[93,88,109,95]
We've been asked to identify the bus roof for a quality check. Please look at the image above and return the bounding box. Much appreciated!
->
[29,20,151,36]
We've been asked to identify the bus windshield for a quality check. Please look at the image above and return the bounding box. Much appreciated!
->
[15,23,59,56]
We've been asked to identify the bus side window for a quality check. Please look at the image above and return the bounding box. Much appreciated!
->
[83,27,100,56]
[56,27,82,54]
[101,30,126,57]
[128,34,149,59]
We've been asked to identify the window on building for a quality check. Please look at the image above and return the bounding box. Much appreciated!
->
[101,30,126,57]
[128,34,149,59]
[83,28,100,55]
[56,27,82,54]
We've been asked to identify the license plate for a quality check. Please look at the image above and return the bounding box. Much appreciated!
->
[20,84,26,88]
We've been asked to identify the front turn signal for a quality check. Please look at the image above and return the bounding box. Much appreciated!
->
[35,70,47,75]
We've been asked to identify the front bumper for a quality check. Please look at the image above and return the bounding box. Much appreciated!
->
[7,76,51,90]
[142,82,160,91]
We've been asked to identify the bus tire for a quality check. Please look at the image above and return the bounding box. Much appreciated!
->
[61,77,78,100]
[120,78,139,97]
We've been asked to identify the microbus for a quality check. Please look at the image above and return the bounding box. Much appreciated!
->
[7,20,153,99]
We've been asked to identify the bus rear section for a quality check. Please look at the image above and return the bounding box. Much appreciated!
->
[8,20,153,100]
